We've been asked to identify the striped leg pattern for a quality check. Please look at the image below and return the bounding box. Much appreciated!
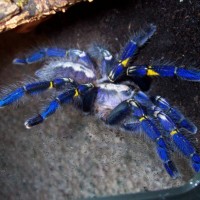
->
[106,98,179,178]
[132,91,200,173]
[13,48,94,67]
[0,75,94,128]
[25,83,94,128]
[106,88,200,177]
[152,106,200,173]
[108,23,157,82]
[151,96,197,134]
[0,78,74,107]
[127,65,200,82]
[132,91,197,134]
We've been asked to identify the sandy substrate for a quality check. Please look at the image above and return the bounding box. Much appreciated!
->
[0,0,200,199]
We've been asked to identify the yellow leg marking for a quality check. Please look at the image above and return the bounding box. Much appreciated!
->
[139,116,147,122]
[146,66,159,76]
[170,129,178,136]
[49,81,53,89]
[74,89,79,97]
[147,69,159,76]
[121,58,130,67]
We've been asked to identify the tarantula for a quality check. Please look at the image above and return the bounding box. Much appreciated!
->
[1,24,200,178]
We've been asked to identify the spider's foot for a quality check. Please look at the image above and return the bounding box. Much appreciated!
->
[133,23,157,47]
[191,153,200,172]
[176,67,200,82]
[24,115,44,129]
[13,58,28,65]
[13,48,66,65]
[164,161,179,178]
[24,98,63,129]
[13,50,46,65]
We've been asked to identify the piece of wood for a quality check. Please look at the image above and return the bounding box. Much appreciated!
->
[0,0,94,33]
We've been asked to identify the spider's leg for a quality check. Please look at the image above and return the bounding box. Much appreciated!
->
[13,48,94,66]
[88,45,114,81]
[13,48,66,65]
[0,78,74,107]
[24,89,75,128]
[106,99,178,178]
[108,24,156,82]
[122,121,141,132]
[131,90,197,134]
[152,106,200,172]
[127,65,200,82]
[130,91,200,172]
[24,83,94,128]
[151,96,197,134]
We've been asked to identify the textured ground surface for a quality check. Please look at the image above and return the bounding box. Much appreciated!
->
[0,0,200,199]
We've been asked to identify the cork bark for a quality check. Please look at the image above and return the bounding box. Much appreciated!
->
[0,0,93,33]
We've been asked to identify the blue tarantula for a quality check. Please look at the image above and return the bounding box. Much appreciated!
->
[1,24,200,178]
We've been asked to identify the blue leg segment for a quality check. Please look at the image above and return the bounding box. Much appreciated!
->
[24,83,94,128]
[132,91,200,172]
[88,45,114,79]
[0,88,25,107]
[109,98,178,177]
[132,90,153,106]
[132,23,157,47]
[106,88,199,175]
[106,101,131,125]
[127,99,178,178]
[120,41,137,62]
[24,89,76,128]
[132,91,197,134]
[152,96,197,134]
[156,138,178,178]
[121,23,156,61]
[13,48,94,67]
[13,48,66,64]
[176,68,200,81]
[152,106,200,172]
[122,121,141,132]
[131,91,200,173]
[108,24,156,82]
[0,78,74,108]
[127,65,200,82]
[122,118,178,178]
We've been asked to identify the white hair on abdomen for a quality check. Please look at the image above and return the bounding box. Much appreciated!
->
[61,61,96,79]
[35,59,96,81]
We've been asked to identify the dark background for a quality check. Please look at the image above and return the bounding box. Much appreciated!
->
[0,0,200,199]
